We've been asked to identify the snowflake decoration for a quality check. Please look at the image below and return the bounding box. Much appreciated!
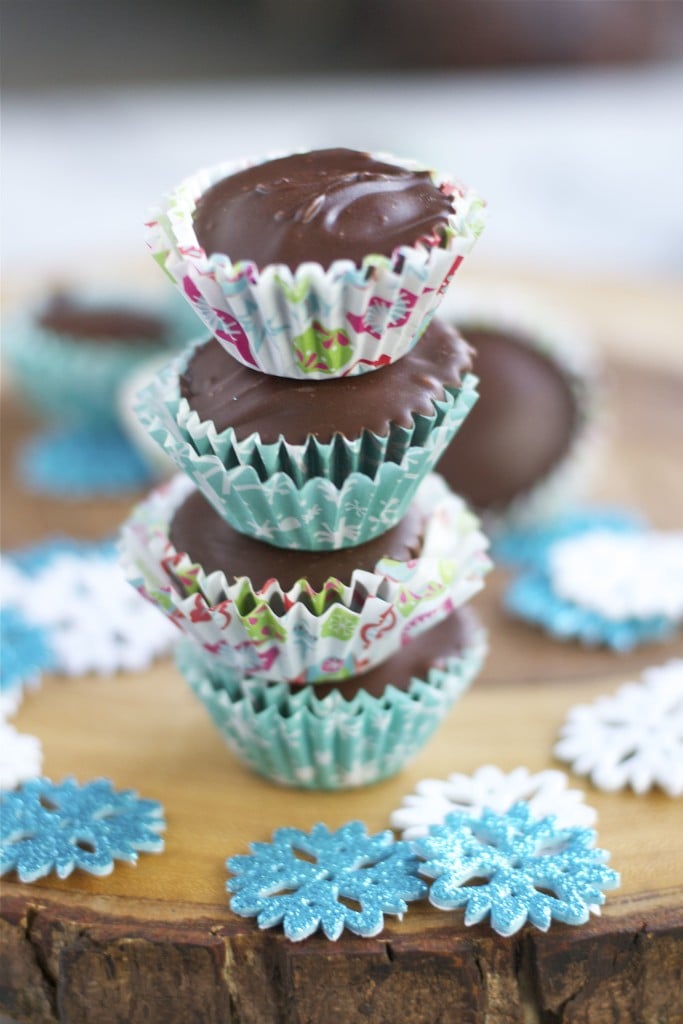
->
[391,766,596,840]
[0,777,166,882]
[4,545,176,677]
[493,507,643,571]
[505,569,673,651]
[555,660,683,796]
[0,606,56,694]
[19,424,153,498]
[415,803,619,937]
[227,821,427,941]
[0,721,43,791]
[549,530,683,622]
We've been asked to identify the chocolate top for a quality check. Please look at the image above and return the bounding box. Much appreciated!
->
[192,148,454,271]
[437,327,578,508]
[38,294,166,345]
[170,489,424,592]
[180,317,472,443]
[313,606,475,700]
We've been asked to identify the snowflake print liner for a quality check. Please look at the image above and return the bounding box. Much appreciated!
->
[121,472,490,685]
[415,802,620,937]
[549,529,683,624]
[391,765,597,840]
[555,659,683,796]
[146,152,485,380]
[227,821,427,940]
[176,615,486,790]
[137,341,479,550]
[1,777,166,882]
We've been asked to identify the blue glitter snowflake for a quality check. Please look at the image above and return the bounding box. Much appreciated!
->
[0,777,166,882]
[505,569,674,651]
[19,425,152,498]
[227,821,428,941]
[9,537,117,575]
[493,507,643,571]
[414,802,620,937]
[0,607,56,694]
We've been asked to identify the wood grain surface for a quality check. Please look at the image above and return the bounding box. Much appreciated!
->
[1,298,682,1023]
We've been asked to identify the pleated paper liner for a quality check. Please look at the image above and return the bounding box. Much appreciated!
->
[145,152,486,379]
[120,473,491,685]
[176,612,487,789]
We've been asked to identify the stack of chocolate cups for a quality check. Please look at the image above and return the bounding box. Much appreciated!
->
[122,149,491,789]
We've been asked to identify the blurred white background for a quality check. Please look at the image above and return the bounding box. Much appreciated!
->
[3,64,683,285]
[2,0,683,295]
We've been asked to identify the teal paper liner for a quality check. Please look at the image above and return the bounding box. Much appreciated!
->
[176,618,487,790]
[139,371,478,548]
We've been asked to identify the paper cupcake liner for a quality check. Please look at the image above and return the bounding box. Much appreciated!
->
[176,617,487,789]
[136,339,479,489]
[145,152,486,379]
[137,357,479,546]
[437,286,605,532]
[120,473,491,684]
[2,292,196,426]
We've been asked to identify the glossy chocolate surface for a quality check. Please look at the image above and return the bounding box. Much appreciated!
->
[437,327,577,508]
[170,489,424,592]
[180,317,472,443]
[313,607,475,699]
[38,294,165,344]
[192,148,454,270]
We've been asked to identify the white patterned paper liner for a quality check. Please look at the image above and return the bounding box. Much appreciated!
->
[549,529,683,623]
[437,286,605,530]
[176,617,487,790]
[120,473,490,684]
[145,152,486,379]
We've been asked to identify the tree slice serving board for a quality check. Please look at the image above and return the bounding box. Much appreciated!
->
[1,355,682,1023]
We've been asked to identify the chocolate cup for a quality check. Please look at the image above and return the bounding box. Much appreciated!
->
[437,328,577,509]
[192,148,455,271]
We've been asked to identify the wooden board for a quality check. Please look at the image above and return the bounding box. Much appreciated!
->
[1,349,683,1022]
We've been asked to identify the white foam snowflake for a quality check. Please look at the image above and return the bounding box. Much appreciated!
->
[555,660,683,796]
[0,721,43,791]
[391,765,596,840]
[549,530,683,622]
[10,553,176,676]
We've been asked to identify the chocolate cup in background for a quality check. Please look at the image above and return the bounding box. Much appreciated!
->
[435,291,603,529]
[2,289,199,427]
[146,150,486,379]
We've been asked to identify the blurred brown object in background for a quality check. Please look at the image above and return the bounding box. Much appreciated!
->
[3,0,682,90]
[359,0,683,69]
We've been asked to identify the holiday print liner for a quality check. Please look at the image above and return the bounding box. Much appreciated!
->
[120,473,491,684]
[145,153,486,380]
[439,287,605,531]
[176,622,487,790]
[2,293,196,427]
[136,340,479,489]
